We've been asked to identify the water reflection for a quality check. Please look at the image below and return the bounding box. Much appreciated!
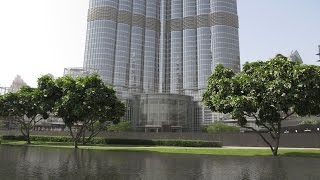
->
[0,146,319,180]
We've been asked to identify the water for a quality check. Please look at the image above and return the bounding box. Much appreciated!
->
[0,146,319,180]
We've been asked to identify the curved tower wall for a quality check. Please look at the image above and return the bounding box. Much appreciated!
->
[197,0,212,91]
[84,0,119,85]
[210,0,240,73]
[159,0,168,93]
[169,0,183,94]
[143,0,160,93]
[182,0,198,97]
[84,0,240,128]
[113,0,132,93]
[84,0,239,96]
[84,0,161,97]
[129,0,146,93]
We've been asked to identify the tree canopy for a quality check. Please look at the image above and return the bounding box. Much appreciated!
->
[203,54,320,155]
[0,74,126,147]
[0,85,55,144]
[53,74,126,148]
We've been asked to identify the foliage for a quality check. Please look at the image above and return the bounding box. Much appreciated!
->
[299,120,320,125]
[2,135,73,142]
[99,139,222,147]
[203,54,320,156]
[2,135,223,147]
[0,81,57,144]
[107,121,131,132]
[206,123,240,133]
[1,74,126,148]
[0,120,6,129]
[53,74,126,148]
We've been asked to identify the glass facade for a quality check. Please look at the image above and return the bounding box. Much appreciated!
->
[197,0,212,91]
[169,0,183,94]
[84,0,161,97]
[182,0,197,97]
[129,94,195,132]
[143,0,160,93]
[129,0,146,93]
[210,0,240,73]
[84,0,240,130]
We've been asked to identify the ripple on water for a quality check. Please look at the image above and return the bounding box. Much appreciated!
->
[0,146,319,180]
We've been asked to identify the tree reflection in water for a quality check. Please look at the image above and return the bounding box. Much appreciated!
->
[0,146,318,180]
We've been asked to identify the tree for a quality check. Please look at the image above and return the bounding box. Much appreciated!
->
[203,55,320,156]
[54,75,125,148]
[0,84,55,144]
[206,123,240,133]
[107,121,131,132]
[81,82,126,145]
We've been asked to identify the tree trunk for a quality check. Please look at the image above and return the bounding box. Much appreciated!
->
[74,126,85,148]
[26,129,31,144]
[82,129,87,145]
[19,124,31,144]
[272,133,281,156]
[74,132,82,149]
[271,122,282,156]
[244,126,281,156]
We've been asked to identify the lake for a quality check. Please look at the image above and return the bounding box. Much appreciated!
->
[0,146,319,180]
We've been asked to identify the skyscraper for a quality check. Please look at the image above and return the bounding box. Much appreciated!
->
[84,0,240,130]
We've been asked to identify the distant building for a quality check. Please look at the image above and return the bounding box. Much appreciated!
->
[0,87,10,95]
[63,67,95,78]
[6,75,28,93]
[0,76,28,96]
[316,45,320,61]
[289,50,303,63]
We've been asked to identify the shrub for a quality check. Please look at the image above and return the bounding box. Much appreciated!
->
[207,123,240,133]
[2,135,73,142]
[30,136,73,142]
[107,121,131,132]
[104,139,156,145]
[2,135,25,141]
[155,139,222,147]
[2,135,223,147]
[102,139,222,147]
[299,120,320,125]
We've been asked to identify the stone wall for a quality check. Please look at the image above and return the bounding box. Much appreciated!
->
[0,130,319,148]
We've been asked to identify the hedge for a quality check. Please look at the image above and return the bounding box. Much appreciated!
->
[1,135,223,147]
[2,135,73,142]
[155,139,222,147]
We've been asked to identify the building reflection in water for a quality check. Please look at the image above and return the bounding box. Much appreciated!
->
[0,146,319,179]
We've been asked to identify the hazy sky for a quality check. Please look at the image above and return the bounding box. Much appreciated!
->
[0,0,319,87]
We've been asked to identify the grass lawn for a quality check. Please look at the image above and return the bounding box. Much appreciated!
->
[1,140,320,158]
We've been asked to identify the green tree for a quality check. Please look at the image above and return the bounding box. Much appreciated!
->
[0,84,55,144]
[53,75,125,148]
[203,55,320,156]
[206,123,240,133]
[107,121,131,132]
